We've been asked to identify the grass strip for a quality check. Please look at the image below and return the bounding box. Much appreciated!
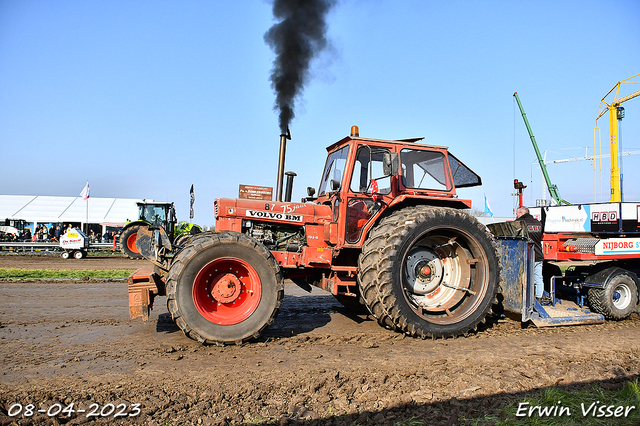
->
[0,268,133,280]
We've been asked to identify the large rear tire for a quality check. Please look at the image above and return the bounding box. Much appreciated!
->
[588,271,638,320]
[166,231,284,345]
[358,206,500,338]
[120,225,143,259]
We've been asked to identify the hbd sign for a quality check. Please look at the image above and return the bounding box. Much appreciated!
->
[592,211,617,222]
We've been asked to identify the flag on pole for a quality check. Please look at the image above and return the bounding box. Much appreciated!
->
[189,184,195,220]
[484,194,493,217]
[80,181,90,201]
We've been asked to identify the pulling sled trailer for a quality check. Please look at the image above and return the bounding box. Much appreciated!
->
[528,202,640,322]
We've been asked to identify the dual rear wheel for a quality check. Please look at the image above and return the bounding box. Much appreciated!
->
[358,206,501,338]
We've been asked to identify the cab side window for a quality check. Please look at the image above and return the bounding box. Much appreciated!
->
[400,149,450,191]
[350,146,391,194]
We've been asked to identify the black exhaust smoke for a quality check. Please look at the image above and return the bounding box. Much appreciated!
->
[264,0,336,134]
[265,0,335,201]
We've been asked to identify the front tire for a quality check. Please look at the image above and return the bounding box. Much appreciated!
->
[166,231,284,345]
[120,225,143,259]
[358,206,500,338]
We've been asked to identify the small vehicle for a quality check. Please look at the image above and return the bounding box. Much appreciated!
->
[59,228,89,259]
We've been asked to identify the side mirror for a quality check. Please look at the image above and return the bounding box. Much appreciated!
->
[330,179,340,191]
[307,187,316,197]
[383,152,399,176]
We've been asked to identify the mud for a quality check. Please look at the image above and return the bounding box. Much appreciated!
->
[1,255,639,425]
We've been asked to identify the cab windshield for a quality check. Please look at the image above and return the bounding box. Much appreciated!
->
[139,204,168,226]
[318,145,349,196]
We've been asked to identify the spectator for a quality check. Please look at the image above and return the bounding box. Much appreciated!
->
[516,206,544,301]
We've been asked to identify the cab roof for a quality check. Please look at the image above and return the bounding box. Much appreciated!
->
[325,135,449,153]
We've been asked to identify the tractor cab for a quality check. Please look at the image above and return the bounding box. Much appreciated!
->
[315,130,482,202]
[306,127,483,247]
[137,202,176,235]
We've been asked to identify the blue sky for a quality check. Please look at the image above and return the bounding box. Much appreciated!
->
[1,0,639,225]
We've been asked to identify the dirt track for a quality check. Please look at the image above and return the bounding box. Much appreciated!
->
[1,254,640,425]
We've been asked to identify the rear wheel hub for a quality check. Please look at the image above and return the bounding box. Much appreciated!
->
[405,247,444,294]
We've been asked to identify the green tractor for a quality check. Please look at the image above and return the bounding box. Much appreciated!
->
[119,201,202,259]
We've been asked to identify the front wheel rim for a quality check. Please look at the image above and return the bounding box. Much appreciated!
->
[612,283,632,310]
[126,232,138,253]
[192,257,262,325]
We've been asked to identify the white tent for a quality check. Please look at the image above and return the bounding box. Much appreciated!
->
[0,195,147,231]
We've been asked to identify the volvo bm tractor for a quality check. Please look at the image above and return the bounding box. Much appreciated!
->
[129,127,500,345]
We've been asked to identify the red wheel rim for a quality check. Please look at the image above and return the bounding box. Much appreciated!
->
[193,257,262,325]
[127,233,139,253]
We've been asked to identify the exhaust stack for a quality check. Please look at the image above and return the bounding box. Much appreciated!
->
[284,171,297,202]
[275,129,291,202]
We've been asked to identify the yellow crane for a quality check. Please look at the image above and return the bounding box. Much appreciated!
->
[596,73,640,202]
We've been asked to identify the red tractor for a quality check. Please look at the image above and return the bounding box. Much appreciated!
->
[129,126,501,345]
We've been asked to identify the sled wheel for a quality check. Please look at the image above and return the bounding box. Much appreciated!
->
[61,251,70,259]
[359,206,500,338]
[166,231,284,345]
[120,226,143,259]
[588,271,638,320]
[74,250,84,259]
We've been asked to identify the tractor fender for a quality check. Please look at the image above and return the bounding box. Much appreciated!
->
[356,198,476,247]
[387,195,472,211]
[122,220,150,232]
[583,266,640,292]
